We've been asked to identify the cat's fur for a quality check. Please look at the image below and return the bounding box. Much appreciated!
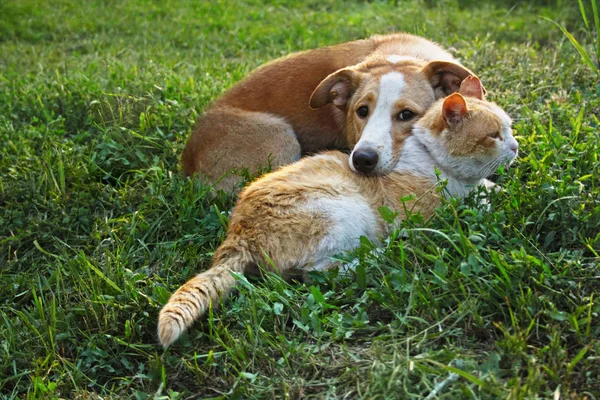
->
[158,77,518,347]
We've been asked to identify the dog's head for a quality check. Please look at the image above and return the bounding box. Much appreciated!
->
[310,57,479,175]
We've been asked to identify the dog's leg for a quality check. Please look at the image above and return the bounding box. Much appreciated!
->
[181,106,301,192]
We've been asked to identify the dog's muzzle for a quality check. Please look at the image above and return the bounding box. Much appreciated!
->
[352,149,379,174]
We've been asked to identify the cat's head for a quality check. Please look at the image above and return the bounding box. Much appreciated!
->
[413,76,518,182]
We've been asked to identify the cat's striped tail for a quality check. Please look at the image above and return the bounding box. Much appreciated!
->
[157,238,252,347]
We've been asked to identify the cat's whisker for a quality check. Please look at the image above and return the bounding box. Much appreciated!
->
[481,159,501,178]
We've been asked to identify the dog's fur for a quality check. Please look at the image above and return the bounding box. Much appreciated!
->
[181,33,480,191]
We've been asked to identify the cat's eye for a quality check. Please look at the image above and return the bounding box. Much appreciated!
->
[488,131,501,139]
[356,106,369,118]
[398,109,415,121]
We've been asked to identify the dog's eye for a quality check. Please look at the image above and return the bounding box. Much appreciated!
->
[356,106,369,118]
[398,110,415,121]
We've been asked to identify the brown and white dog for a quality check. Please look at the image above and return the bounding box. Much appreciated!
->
[181,33,482,190]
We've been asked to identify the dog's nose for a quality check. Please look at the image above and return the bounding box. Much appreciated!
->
[352,149,379,173]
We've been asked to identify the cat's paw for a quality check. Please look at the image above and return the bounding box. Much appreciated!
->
[482,179,500,192]
[477,179,500,212]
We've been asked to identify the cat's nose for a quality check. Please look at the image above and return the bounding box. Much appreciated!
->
[352,149,379,174]
[510,143,518,154]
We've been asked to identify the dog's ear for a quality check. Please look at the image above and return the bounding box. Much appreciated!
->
[459,75,484,100]
[310,68,362,109]
[423,61,486,98]
[442,92,468,125]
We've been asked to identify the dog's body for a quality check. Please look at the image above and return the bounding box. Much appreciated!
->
[181,33,478,190]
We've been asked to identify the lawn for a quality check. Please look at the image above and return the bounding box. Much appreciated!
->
[1,0,599,398]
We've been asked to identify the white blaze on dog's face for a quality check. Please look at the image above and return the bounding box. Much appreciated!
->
[386,54,415,64]
[310,58,476,175]
[345,69,428,174]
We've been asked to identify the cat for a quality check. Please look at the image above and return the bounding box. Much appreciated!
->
[157,76,518,347]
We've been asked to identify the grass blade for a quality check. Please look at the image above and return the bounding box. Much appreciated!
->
[421,359,505,397]
[579,0,590,30]
[571,106,585,144]
[592,0,600,62]
[81,253,123,294]
[545,17,599,75]
[567,346,589,373]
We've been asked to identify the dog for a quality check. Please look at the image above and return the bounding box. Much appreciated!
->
[181,33,481,191]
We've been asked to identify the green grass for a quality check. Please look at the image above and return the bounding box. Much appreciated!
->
[1,0,599,398]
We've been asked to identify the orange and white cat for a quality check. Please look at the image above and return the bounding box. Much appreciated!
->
[157,77,518,347]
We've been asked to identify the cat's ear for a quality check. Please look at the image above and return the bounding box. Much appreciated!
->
[310,68,363,109]
[442,93,468,125]
[459,75,484,100]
